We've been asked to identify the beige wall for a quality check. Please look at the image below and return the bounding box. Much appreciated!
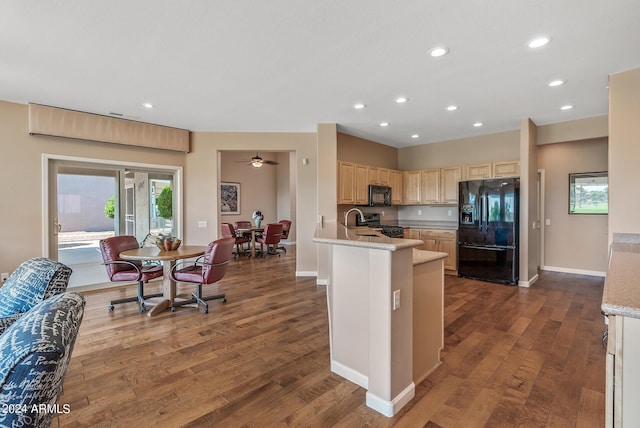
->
[220,151,279,225]
[537,115,608,146]
[188,131,318,275]
[609,67,640,240]
[398,130,520,170]
[538,138,608,274]
[0,101,186,274]
[337,132,398,169]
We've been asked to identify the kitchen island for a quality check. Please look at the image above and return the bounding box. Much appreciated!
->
[313,221,447,417]
[601,233,640,427]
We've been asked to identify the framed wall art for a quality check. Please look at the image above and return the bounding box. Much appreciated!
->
[220,182,240,215]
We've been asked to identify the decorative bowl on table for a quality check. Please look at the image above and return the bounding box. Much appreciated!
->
[156,236,182,251]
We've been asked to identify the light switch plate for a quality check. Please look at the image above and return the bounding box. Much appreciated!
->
[198,221,207,228]
[393,290,401,310]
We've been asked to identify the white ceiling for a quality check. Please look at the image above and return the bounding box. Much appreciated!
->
[2,1,639,148]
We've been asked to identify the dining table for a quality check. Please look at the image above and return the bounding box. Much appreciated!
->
[120,245,208,316]
[236,227,264,258]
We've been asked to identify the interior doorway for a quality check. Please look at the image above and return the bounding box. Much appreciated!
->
[44,155,182,289]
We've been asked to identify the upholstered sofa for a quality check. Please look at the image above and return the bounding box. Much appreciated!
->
[0,292,85,428]
[0,257,72,334]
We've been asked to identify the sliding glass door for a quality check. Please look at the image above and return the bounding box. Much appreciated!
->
[47,157,179,288]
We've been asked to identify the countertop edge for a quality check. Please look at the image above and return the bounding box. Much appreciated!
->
[412,249,448,266]
[601,235,640,319]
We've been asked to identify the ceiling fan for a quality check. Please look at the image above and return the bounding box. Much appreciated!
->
[236,153,279,168]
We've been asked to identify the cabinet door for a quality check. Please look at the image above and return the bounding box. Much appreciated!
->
[421,169,440,204]
[464,163,492,180]
[441,167,461,204]
[369,166,379,185]
[355,164,369,205]
[403,171,421,205]
[337,161,355,204]
[389,170,403,205]
[438,236,457,271]
[493,160,520,178]
[406,228,424,249]
[378,168,390,186]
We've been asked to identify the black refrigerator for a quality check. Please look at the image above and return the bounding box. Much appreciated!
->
[458,178,519,285]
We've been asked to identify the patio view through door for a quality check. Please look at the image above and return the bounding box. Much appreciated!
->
[49,159,176,288]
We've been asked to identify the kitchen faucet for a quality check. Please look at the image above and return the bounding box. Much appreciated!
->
[344,208,366,226]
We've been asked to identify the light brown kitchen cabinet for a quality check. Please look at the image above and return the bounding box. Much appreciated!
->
[403,171,421,205]
[440,166,461,205]
[420,169,440,204]
[492,160,520,178]
[464,163,492,180]
[355,164,369,205]
[337,161,356,204]
[337,161,370,205]
[389,170,403,205]
[410,228,457,273]
[369,167,390,186]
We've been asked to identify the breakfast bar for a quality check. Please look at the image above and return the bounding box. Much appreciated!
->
[313,222,446,417]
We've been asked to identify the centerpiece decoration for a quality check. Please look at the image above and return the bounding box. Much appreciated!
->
[252,210,264,228]
[155,234,181,251]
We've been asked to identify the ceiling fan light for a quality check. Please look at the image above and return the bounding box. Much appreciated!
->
[251,160,263,167]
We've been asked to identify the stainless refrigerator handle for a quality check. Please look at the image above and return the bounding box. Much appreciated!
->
[462,245,506,251]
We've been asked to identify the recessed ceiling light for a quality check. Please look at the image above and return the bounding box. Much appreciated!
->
[561,105,574,110]
[446,105,458,111]
[353,103,366,109]
[411,134,419,139]
[429,47,449,57]
[380,122,390,127]
[142,102,154,109]
[473,122,483,127]
[528,36,551,48]
[396,97,408,104]
[548,80,565,87]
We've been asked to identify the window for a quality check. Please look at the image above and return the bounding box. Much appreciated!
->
[569,172,608,215]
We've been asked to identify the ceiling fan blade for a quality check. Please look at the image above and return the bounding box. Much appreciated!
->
[263,160,279,165]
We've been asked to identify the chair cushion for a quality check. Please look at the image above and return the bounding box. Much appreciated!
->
[172,265,204,283]
[0,292,85,427]
[0,258,72,318]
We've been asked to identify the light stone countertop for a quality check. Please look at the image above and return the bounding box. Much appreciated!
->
[412,248,448,266]
[601,233,640,318]
[312,222,423,251]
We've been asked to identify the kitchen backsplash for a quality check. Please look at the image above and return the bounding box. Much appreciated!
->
[398,205,458,222]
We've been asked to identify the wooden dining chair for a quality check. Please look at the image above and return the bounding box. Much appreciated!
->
[169,238,234,314]
[99,236,163,313]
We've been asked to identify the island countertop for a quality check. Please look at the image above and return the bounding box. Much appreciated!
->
[602,233,640,318]
[313,222,423,251]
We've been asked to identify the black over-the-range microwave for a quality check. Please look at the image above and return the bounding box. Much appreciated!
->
[363,185,392,207]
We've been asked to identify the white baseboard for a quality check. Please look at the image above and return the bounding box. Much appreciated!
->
[316,278,328,286]
[366,382,416,417]
[295,271,318,277]
[542,265,606,277]
[331,360,368,390]
[518,273,538,288]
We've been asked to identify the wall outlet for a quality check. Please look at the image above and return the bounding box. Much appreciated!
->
[545,219,551,226]
[448,209,452,217]
[198,220,208,228]
[393,290,401,310]
[381,211,385,217]
[1,272,8,283]
[417,209,422,216]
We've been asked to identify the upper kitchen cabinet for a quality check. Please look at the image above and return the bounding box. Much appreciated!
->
[420,169,440,204]
[369,167,390,186]
[440,166,462,205]
[462,160,520,181]
[389,170,403,205]
[403,170,421,205]
[337,161,369,205]
[463,163,492,180]
[492,160,520,178]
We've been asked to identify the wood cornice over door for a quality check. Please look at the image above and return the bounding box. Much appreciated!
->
[28,103,190,152]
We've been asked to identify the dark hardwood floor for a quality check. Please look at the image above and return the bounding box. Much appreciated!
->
[53,247,606,427]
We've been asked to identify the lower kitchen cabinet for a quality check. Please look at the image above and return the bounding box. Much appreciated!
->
[605,314,640,427]
[407,228,457,273]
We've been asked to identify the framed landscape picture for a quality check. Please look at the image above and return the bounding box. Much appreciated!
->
[221,182,240,215]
